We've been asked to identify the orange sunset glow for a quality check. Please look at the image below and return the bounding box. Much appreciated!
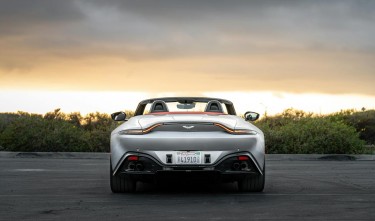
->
[1,1,374,115]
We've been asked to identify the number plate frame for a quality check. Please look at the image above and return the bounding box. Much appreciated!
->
[175,151,202,164]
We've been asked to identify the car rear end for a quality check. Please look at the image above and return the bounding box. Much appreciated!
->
[110,118,265,188]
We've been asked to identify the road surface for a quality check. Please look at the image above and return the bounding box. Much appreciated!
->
[0,156,374,220]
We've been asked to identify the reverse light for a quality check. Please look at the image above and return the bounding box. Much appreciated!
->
[118,124,162,135]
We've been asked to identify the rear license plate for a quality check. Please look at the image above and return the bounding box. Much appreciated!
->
[176,151,201,164]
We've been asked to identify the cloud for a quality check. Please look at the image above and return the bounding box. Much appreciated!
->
[79,0,375,51]
[0,0,374,95]
[2,0,374,56]
[0,0,83,24]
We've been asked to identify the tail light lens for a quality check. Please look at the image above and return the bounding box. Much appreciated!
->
[119,129,144,135]
[238,155,250,161]
[118,124,162,135]
[214,123,258,135]
[233,129,258,135]
[127,155,139,161]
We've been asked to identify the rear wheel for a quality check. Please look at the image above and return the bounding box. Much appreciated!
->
[238,161,265,192]
[110,159,136,193]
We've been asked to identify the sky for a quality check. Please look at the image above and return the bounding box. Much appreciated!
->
[0,0,374,115]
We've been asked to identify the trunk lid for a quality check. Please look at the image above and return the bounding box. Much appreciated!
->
[138,113,238,129]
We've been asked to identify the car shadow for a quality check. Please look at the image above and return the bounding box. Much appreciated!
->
[134,181,241,194]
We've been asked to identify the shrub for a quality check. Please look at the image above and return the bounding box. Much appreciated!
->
[0,113,19,134]
[256,109,366,154]
[0,109,131,152]
[0,113,89,152]
[343,110,375,145]
[0,108,370,153]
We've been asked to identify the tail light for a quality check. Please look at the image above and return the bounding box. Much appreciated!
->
[238,155,249,161]
[118,124,162,135]
[127,155,139,161]
[214,123,257,135]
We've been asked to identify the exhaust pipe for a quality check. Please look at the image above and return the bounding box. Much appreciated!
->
[136,163,144,171]
[128,162,135,170]
[241,162,248,170]
[233,162,240,170]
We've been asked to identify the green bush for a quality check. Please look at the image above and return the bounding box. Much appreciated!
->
[0,108,371,153]
[0,113,21,134]
[342,110,375,145]
[0,112,90,152]
[326,109,375,145]
[256,109,366,154]
[0,109,125,152]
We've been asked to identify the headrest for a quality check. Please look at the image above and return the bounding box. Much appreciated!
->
[150,100,169,113]
[204,100,223,113]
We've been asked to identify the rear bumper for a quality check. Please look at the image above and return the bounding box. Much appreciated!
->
[111,131,265,174]
[114,152,263,181]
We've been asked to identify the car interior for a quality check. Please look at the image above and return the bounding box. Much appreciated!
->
[204,100,224,113]
[149,100,224,113]
[149,100,169,113]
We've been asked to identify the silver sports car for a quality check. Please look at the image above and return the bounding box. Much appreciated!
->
[110,97,265,192]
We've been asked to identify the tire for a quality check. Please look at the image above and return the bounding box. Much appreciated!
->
[110,159,136,193]
[238,161,265,192]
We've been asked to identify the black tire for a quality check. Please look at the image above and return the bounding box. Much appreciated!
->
[110,159,136,193]
[238,161,265,192]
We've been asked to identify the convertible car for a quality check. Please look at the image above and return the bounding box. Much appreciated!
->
[110,97,265,192]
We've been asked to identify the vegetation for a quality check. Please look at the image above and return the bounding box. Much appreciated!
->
[254,109,368,154]
[328,109,375,145]
[0,108,373,154]
[0,109,134,152]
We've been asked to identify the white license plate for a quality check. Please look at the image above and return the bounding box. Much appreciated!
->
[176,151,201,164]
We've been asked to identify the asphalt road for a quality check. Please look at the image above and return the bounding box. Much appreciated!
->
[0,157,374,220]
